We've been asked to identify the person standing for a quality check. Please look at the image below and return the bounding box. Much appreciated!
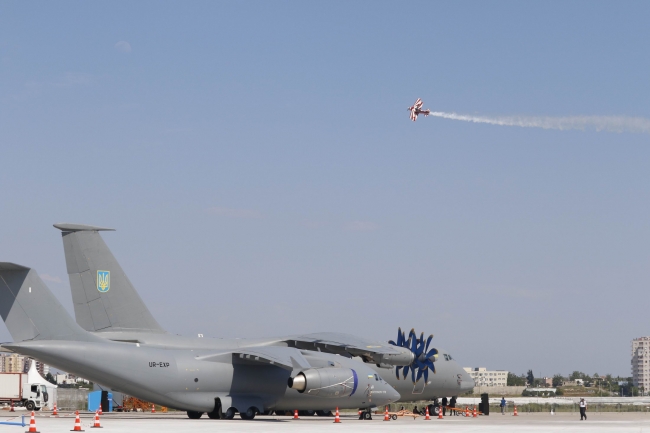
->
[500,396,506,415]
[579,398,587,420]
[442,397,448,416]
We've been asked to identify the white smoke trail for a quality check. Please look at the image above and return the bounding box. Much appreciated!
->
[429,112,650,134]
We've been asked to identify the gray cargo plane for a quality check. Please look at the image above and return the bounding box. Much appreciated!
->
[0,224,472,420]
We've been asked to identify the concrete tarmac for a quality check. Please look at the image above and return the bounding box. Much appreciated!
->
[2,411,650,432]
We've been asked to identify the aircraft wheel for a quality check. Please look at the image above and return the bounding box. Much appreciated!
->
[207,410,221,419]
[224,408,236,420]
[187,411,203,419]
[363,411,372,420]
[316,410,333,417]
[240,407,256,420]
[306,410,315,416]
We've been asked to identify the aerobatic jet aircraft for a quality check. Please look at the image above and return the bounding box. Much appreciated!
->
[0,224,473,421]
[408,98,431,121]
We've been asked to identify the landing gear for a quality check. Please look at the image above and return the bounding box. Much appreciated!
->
[240,407,257,420]
[316,410,333,417]
[358,408,373,420]
[208,399,223,419]
[224,408,236,420]
[187,411,203,419]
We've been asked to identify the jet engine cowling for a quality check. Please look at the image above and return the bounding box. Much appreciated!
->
[288,368,358,398]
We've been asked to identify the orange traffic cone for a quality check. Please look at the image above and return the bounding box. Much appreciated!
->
[98,405,102,416]
[10,400,15,412]
[26,410,40,433]
[53,403,58,416]
[438,405,443,419]
[473,406,477,417]
[425,406,430,420]
[513,405,518,416]
[151,404,155,413]
[465,406,469,417]
[70,410,84,432]
[293,410,299,419]
[91,410,102,429]
[384,406,390,421]
[333,407,341,423]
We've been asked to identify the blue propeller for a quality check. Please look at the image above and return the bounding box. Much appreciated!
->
[388,327,439,383]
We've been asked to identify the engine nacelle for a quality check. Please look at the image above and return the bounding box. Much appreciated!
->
[379,348,414,366]
[288,368,358,398]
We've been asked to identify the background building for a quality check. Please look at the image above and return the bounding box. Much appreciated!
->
[631,336,650,393]
[464,367,509,387]
[1,354,26,373]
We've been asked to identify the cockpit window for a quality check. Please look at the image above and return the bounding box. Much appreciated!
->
[374,374,379,381]
[448,354,453,360]
[443,354,450,361]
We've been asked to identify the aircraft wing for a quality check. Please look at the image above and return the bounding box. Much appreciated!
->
[280,332,412,365]
[196,346,311,371]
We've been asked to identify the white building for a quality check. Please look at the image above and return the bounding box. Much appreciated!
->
[464,367,509,387]
[631,336,650,392]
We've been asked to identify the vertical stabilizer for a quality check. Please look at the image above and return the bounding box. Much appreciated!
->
[0,263,98,342]
[53,223,165,334]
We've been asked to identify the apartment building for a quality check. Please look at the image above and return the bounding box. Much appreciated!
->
[632,336,650,391]
[463,367,509,387]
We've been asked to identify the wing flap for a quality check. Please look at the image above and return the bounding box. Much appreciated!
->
[196,346,311,371]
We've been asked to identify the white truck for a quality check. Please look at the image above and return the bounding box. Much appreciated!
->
[0,373,47,411]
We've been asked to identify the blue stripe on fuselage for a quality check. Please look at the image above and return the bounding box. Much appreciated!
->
[350,369,358,396]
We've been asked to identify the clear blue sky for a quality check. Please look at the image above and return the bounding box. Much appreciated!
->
[1,1,649,377]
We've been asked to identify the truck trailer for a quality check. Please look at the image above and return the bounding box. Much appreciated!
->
[0,373,47,410]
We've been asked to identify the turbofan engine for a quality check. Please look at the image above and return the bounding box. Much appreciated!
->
[288,368,358,398]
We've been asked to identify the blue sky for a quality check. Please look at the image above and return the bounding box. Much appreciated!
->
[1,1,649,377]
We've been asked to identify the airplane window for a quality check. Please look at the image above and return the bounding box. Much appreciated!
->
[374,374,379,381]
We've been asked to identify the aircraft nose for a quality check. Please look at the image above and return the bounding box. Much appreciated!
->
[374,382,401,406]
[459,368,475,392]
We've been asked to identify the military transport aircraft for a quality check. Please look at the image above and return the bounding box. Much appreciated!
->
[408,98,431,121]
[52,223,474,415]
[0,224,472,421]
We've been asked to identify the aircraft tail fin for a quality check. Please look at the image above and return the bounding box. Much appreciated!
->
[53,223,165,334]
[0,263,100,342]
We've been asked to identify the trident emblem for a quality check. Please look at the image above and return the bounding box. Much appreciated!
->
[97,270,110,293]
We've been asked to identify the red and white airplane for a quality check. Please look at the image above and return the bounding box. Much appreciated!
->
[408,98,431,122]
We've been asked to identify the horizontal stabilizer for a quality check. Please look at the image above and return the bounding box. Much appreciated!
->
[0,263,99,343]
[53,223,115,232]
[197,346,311,371]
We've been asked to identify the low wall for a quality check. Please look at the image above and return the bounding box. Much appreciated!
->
[56,388,89,411]
[471,386,527,396]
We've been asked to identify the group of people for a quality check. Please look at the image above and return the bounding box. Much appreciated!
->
[407,396,588,421]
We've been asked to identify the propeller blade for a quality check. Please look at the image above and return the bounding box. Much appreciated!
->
[397,328,403,346]
[424,359,435,370]
[419,332,424,346]
[416,368,423,383]
[411,336,418,353]
[388,340,396,346]
[425,334,433,352]
[402,365,410,380]
[411,367,416,383]
[423,368,429,383]
[395,366,402,380]
[409,328,416,342]
[425,348,438,359]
